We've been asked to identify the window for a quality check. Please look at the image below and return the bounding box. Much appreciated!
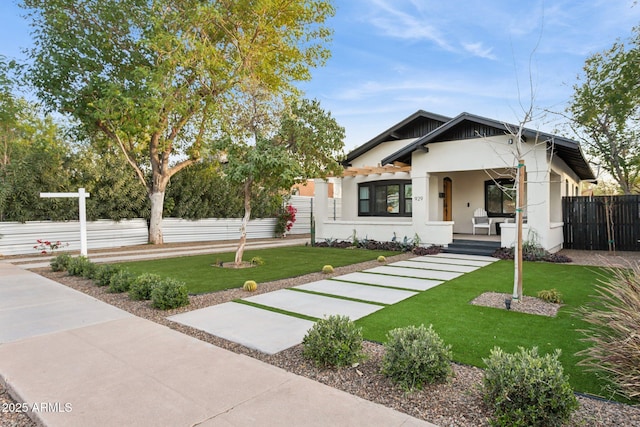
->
[358,181,412,216]
[485,179,516,217]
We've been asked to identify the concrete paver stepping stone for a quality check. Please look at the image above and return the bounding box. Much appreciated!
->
[433,253,498,262]
[168,302,314,355]
[244,289,384,320]
[335,272,443,291]
[365,266,462,281]
[295,280,417,305]
[391,260,479,273]
[410,256,493,267]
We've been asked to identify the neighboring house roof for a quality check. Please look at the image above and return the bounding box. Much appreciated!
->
[375,112,595,180]
[344,110,450,165]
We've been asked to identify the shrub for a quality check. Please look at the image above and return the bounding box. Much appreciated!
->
[151,278,190,310]
[412,245,442,256]
[377,255,386,263]
[482,346,578,427]
[577,264,640,399]
[381,324,453,390]
[491,246,572,263]
[322,265,334,274]
[537,288,563,304]
[50,253,72,272]
[93,264,123,287]
[302,315,365,368]
[250,256,265,266]
[66,256,94,277]
[243,280,258,292]
[108,269,136,293]
[129,273,163,300]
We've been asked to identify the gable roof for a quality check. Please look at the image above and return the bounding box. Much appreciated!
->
[380,112,595,180]
[344,110,450,165]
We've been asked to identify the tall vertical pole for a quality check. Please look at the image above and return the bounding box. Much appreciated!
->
[78,188,88,257]
[513,160,525,301]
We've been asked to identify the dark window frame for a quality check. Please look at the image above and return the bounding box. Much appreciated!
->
[358,180,412,217]
[485,178,516,217]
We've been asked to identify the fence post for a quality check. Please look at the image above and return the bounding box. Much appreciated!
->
[310,198,315,246]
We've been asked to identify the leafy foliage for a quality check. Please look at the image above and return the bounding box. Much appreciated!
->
[577,264,640,399]
[381,324,453,391]
[150,278,189,310]
[567,29,640,194]
[66,256,94,277]
[108,269,136,293]
[128,273,163,301]
[302,315,365,368]
[50,253,72,272]
[492,246,572,263]
[93,264,123,287]
[23,0,336,243]
[482,347,578,427]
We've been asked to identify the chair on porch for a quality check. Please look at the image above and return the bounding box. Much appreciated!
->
[472,208,493,235]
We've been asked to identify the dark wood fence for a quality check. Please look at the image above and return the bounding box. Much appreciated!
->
[562,195,640,251]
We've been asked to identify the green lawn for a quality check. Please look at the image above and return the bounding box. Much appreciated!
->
[356,260,614,398]
[117,246,397,294]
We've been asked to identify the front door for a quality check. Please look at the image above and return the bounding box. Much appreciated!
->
[443,177,452,221]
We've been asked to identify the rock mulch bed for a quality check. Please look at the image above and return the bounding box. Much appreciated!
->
[470,291,562,317]
[6,251,640,426]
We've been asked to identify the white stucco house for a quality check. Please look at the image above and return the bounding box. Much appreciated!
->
[313,110,595,253]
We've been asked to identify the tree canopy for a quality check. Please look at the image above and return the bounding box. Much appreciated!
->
[567,28,640,194]
[22,0,336,242]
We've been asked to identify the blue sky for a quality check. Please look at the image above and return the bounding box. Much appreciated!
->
[2,1,640,151]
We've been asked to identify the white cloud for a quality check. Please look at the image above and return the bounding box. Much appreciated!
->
[462,42,497,60]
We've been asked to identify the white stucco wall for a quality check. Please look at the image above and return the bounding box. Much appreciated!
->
[348,138,417,168]
[319,134,585,251]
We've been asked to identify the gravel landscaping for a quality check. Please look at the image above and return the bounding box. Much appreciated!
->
[4,249,640,426]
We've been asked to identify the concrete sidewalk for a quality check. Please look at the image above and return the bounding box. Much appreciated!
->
[0,263,434,426]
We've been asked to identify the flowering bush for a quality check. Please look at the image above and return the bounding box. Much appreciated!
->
[34,239,69,255]
[274,204,297,237]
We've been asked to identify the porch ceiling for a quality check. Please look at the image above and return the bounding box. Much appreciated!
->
[342,162,411,177]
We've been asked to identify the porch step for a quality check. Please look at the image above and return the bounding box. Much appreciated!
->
[444,239,501,257]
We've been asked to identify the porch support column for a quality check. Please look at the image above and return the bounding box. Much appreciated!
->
[411,172,430,241]
[313,179,329,241]
[526,168,550,249]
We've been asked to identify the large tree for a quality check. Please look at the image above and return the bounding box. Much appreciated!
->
[567,29,640,194]
[217,97,344,265]
[22,0,335,243]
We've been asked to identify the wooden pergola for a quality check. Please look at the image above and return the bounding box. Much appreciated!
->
[342,162,411,177]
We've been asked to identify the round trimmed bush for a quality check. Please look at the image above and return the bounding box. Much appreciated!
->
[94,264,122,287]
[50,253,72,272]
[66,256,95,278]
[302,315,365,368]
[381,324,453,390]
[108,269,136,293]
[377,255,386,263]
[150,278,189,310]
[482,346,578,427]
[322,265,334,274]
[243,280,258,292]
[129,273,163,300]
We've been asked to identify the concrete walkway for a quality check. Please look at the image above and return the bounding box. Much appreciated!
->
[170,253,497,355]
[0,263,433,427]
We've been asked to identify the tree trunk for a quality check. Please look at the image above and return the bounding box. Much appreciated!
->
[148,190,166,244]
[235,180,252,265]
[512,159,525,301]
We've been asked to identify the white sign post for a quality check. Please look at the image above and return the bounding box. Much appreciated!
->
[40,188,91,257]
